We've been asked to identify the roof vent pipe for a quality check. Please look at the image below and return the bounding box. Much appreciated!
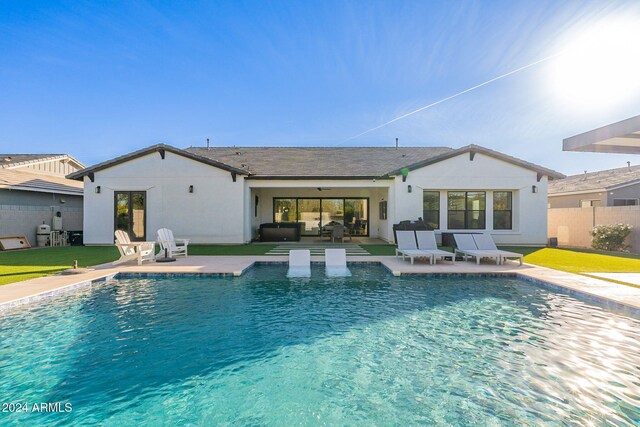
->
[628,161,631,171]
[395,138,399,149]
[583,170,587,180]
[206,138,210,150]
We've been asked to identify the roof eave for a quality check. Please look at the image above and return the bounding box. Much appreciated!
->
[386,144,565,180]
[67,144,249,181]
[244,175,393,180]
[0,184,83,195]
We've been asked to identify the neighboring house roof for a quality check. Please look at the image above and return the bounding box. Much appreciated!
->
[67,144,249,181]
[548,164,640,195]
[0,168,83,195]
[68,143,565,181]
[0,153,84,169]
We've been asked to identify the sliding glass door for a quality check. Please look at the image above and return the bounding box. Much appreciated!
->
[345,199,368,236]
[114,191,146,241]
[298,199,321,234]
[273,197,369,236]
[321,199,344,229]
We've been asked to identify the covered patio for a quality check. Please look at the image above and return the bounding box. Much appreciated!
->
[247,181,392,243]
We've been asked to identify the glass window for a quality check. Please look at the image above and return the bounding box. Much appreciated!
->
[447,191,486,229]
[298,199,321,233]
[321,199,344,229]
[580,199,602,207]
[345,199,369,235]
[273,198,370,236]
[274,199,297,222]
[493,191,512,230]
[423,191,440,229]
[114,191,146,240]
[613,199,638,206]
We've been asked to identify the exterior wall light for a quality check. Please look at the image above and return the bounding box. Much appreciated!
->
[188,185,194,193]
[532,185,538,193]
[95,186,101,194]
[401,168,409,182]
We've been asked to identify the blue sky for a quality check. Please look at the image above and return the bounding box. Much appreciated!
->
[1,1,639,175]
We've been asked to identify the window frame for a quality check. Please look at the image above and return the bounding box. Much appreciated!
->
[579,199,602,208]
[493,191,513,230]
[447,191,486,230]
[612,198,639,206]
[422,191,440,229]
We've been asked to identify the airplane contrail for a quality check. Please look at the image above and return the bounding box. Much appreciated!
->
[342,53,560,143]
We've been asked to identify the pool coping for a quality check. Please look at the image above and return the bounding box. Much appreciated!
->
[1,256,640,317]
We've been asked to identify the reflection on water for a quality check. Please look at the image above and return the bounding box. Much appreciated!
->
[0,266,639,426]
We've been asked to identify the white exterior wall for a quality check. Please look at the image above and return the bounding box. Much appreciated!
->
[82,152,244,244]
[81,149,550,246]
[392,152,548,245]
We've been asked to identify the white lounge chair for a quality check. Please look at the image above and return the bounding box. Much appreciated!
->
[325,248,352,277]
[453,234,501,265]
[395,230,431,264]
[415,231,454,264]
[287,249,311,278]
[157,228,189,258]
[473,233,523,266]
[113,230,155,265]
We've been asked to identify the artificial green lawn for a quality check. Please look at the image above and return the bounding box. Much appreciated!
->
[0,244,638,287]
[0,244,276,286]
[0,246,120,286]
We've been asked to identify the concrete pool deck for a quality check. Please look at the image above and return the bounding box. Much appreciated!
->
[1,256,639,313]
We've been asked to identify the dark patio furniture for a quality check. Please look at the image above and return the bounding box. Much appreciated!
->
[259,223,302,242]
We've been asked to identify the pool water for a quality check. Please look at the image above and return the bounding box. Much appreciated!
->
[1,265,640,426]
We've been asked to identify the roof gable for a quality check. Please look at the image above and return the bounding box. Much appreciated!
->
[0,154,84,170]
[67,144,249,181]
[386,145,565,180]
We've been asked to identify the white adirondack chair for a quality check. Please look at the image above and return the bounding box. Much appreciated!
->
[156,228,189,258]
[113,230,155,265]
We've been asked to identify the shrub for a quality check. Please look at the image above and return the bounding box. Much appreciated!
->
[590,223,633,252]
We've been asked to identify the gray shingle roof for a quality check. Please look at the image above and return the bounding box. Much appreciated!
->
[185,146,454,178]
[68,143,564,181]
[548,164,640,194]
[0,168,83,195]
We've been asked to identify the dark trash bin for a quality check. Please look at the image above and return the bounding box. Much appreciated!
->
[68,231,84,246]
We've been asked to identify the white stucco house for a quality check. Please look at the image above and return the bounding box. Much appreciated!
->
[67,144,564,245]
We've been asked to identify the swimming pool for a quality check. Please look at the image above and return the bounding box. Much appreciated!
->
[1,265,639,425]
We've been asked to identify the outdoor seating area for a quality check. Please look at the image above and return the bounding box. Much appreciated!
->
[395,230,455,265]
[113,228,190,265]
[393,231,523,266]
[113,230,155,266]
[453,233,523,265]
